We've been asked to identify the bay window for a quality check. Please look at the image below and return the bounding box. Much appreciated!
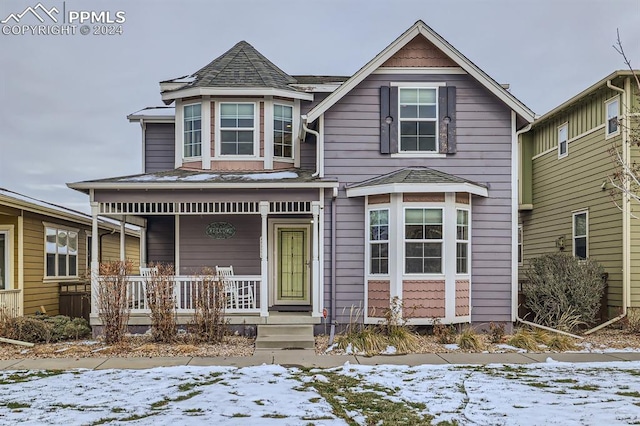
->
[183,104,201,158]
[369,209,389,274]
[274,104,293,158]
[456,209,469,274]
[405,208,443,274]
[220,103,255,155]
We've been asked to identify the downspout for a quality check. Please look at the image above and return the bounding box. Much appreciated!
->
[511,123,583,339]
[301,115,321,177]
[328,186,338,345]
[584,78,629,334]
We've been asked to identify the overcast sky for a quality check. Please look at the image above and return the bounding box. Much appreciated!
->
[0,0,638,213]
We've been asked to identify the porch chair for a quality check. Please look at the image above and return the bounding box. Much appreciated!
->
[135,266,158,310]
[140,267,158,277]
[215,265,238,309]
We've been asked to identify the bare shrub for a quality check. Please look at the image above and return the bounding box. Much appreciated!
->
[96,260,132,344]
[523,254,605,331]
[190,268,227,343]
[488,322,506,344]
[145,263,177,343]
[432,319,457,344]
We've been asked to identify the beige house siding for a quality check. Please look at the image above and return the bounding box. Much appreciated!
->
[0,205,19,290]
[100,233,140,272]
[628,90,640,307]
[520,124,623,313]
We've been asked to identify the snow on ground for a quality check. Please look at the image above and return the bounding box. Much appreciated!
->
[1,361,640,425]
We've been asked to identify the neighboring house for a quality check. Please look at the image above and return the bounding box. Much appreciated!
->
[69,20,534,332]
[0,188,140,318]
[518,70,640,321]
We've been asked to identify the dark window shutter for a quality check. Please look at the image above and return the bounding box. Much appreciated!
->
[389,86,399,153]
[379,86,390,154]
[438,86,457,154]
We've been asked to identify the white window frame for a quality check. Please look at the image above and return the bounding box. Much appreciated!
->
[605,96,620,139]
[0,229,10,290]
[558,122,568,158]
[43,223,79,281]
[273,103,294,161]
[367,208,390,276]
[518,224,523,266]
[403,207,444,275]
[183,102,202,159]
[572,210,588,259]
[217,101,259,158]
[456,208,470,274]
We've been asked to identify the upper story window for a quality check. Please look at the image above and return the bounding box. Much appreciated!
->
[220,103,255,155]
[369,209,389,275]
[183,104,202,158]
[558,123,568,158]
[405,208,443,274]
[274,104,293,159]
[573,211,588,259]
[399,88,437,153]
[606,97,620,138]
[45,225,78,279]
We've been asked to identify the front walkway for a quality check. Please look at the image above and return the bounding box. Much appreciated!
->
[2,351,640,370]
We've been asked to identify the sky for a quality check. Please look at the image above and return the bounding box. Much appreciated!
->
[1,361,640,424]
[0,0,638,213]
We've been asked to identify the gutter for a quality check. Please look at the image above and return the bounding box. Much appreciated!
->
[328,186,338,345]
[584,78,629,335]
[301,114,322,177]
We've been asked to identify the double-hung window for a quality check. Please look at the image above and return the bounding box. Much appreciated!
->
[369,210,389,275]
[558,123,568,158]
[0,231,7,289]
[405,208,443,274]
[606,98,619,137]
[274,104,293,159]
[220,103,255,155]
[456,209,469,274]
[45,225,78,278]
[399,88,437,152]
[183,104,202,158]
[573,211,588,259]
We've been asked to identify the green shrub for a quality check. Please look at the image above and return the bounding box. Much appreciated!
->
[523,253,605,331]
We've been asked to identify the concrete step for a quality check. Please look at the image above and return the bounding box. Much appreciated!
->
[255,325,315,350]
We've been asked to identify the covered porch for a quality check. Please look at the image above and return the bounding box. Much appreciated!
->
[70,170,338,327]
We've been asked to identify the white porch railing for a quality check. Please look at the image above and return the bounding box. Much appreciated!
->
[0,289,21,318]
[124,275,260,315]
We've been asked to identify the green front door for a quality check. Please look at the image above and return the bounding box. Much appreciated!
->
[276,227,310,304]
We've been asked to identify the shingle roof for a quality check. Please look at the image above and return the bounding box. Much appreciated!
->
[347,167,485,189]
[170,41,298,92]
[291,75,350,84]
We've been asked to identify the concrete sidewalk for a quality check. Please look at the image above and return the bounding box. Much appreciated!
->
[2,351,640,370]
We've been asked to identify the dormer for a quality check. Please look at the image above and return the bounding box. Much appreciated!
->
[160,41,315,172]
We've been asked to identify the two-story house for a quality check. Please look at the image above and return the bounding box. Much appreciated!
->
[69,20,534,334]
[518,71,640,325]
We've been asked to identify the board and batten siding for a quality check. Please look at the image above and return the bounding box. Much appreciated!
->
[178,215,261,276]
[144,123,176,173]
[322,73,514,323]
[628,93,640,307]
[519,126,623,312]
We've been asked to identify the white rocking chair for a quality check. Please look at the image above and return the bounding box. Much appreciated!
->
[215,265,237,309]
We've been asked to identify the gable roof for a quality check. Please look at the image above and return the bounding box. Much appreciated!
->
[345,167,488,197]
[161,41,313,102]
[305,20,535,124]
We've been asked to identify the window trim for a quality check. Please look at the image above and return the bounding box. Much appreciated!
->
[216,101,259,158]
[403,206,444,275]
[367,208,390,276]
[398,87,439,154]
[456,208,470,275]
[558,122,568,159]
[572,210,588,259]
[273,102,294,161]
[43,222,80,281]
[0,228,11,290]
[182,102,202,160]
[605,96,620,139]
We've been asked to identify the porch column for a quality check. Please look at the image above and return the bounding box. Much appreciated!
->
[90,201,99,316]
[119,216,126,261]
[140,226,147,267]
[311,202,321,317]
[259,201,269,317]
[174,214,180,274]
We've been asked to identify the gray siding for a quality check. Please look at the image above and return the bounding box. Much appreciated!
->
[300,92,330,171]
[147,216,175,264]
[322,73,514,323]
[179,215,261,276]
[145,123,175,173]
